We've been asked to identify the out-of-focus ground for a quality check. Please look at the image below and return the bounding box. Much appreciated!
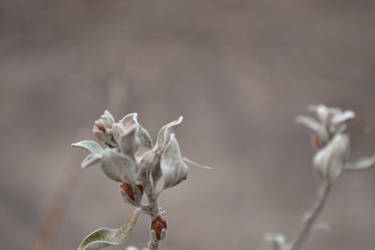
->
[1,1,375,250]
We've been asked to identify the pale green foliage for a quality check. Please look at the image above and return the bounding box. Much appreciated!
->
[100,149,137,183]
[72,140,104,154]
[78,209,139,250]
[72,140,103,168]
[159,134,188,191]
[72,111,198,250]
[345,154,375,171]
[313,133,350,184]
[78,227,126,250]
[155,116,183,152]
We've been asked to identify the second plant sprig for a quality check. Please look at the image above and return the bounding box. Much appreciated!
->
[266,105,375,250]
[73,111,191,250]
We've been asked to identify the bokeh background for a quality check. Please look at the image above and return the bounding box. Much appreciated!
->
[1,1,375,250]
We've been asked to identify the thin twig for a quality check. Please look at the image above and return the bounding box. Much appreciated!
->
[143,171,161,250]
[118,208,143,236]
[290,183,331,250]
[146,193,160,250]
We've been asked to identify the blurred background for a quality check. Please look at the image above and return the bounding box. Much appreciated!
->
[1,1,375,250]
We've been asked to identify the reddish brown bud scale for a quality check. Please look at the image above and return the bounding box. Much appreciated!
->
[137,185,144,194]
[151,216,167,241]
[120,183,135,201]
[94,121,106,131]
[313,134,320,147]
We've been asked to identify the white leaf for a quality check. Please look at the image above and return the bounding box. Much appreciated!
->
[135,126,153,160]
[295,116,321,133]
[77,211,139,250]
[118,113,153,160]
[159,134,188,190]
[345,154,375,171]
[118,125,138,159]
[72,140,103,154]
[101,110,115,128]
[100,149,137,183]
[81,154,101,168]
[309,105,331,124]
[313,133,350,184]
[155,116,183,151]
[332,110,355,125]
[78,227,120,250]
[295,116,329,146]
[119,113,138,130]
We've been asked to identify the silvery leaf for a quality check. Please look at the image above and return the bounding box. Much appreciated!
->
[136,150,160,187]
[77,212,138,250]
[135,126,153,161]
[111,123,125,142]
[100,110,115,128]
[345,154,375,171]
[100,149,137,183]
[81,154,101,169]
[309,105,331,124]
[295,116,321,132]
[155,116,183,151]
[72,140,103,154]
[118,113,153,160]
[313,133,350,184]
[78,227,121,250]
[295,116,329,145]
[119,113,138,130]
[159,134,188,191]
[119,125,138,159]
[332,110,355,125]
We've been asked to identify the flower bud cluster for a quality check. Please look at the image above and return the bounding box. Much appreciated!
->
[296,105,354,185]
[73,111,192,248]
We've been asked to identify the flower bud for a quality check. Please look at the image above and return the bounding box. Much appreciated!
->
[120,182,144,206]
[150,215,168,242]
[296,105,355,148]
[92,110,117,147]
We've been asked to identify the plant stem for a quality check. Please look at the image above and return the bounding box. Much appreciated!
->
[290,183,331,250]
[118,208,143,236]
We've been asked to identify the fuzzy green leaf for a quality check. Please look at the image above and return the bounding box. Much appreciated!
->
[159,133,188,190]
[77,212,139,250]
[155,116,183,151]
[100,149,137,183]
[81,154,101,168]
[345,154,375,171]
[72,140,103,154]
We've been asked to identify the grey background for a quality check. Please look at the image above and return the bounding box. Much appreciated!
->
[1,1,375,250]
